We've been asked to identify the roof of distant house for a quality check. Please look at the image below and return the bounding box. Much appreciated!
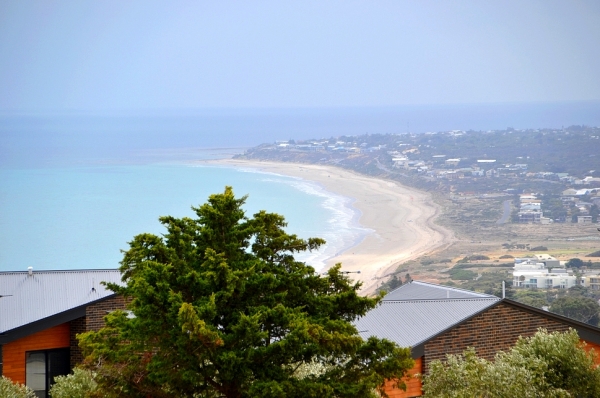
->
[354,280,600,357]
[355,281,500,349]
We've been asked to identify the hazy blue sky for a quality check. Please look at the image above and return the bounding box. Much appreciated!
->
[1,1,599,111]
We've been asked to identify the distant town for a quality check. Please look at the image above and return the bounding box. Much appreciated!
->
[238,125,600,226]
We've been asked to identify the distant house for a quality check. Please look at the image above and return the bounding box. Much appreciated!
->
[578,215,593,224]
[355,281,600,398]
[518,211,541,223]
[0,269,125,397]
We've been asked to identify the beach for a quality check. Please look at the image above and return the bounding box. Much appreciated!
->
[214,159,455,294]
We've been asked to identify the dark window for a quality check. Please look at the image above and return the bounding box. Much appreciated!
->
[26,349,70,398]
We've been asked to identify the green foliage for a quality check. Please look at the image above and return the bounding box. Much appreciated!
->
[566,258,585,268]
[529,246,548,252]
[378,274,403,294]
[422,329,600,398]
[0,377,36,398]
[550,296,600,325]
[49,368,99,398]
[592,204,599,223]
[456,272,514,298]
[79,187,413,398]
[513,290,547,308]
[457,254,490,263]
[449,269,476,280]
[498,254,513,259]
[452,263,512,269]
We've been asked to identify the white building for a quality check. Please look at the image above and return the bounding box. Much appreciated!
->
[513,254,600,289]
[513,255,577,289]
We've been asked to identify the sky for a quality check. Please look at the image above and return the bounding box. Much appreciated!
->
[1,1,599,111]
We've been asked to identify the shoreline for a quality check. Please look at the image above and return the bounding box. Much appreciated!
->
[206,159,455,294]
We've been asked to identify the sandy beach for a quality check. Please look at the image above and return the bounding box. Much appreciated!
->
[211,159,455,294]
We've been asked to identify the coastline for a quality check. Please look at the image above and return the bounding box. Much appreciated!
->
[207,159,455,294]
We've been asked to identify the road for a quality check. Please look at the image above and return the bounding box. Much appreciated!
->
[496,200,512,224]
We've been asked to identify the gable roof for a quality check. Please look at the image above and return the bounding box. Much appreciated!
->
[355,281,600,358]
[355,282,499,352]
[0,269,122,343]
[355,297,499,349]
[384,280,497,300]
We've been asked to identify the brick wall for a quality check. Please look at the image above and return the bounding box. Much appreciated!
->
[423,302,570,372]
[69,316,86,367]
[85,295,128,332]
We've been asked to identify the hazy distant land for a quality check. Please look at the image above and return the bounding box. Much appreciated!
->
[234,125,600,292]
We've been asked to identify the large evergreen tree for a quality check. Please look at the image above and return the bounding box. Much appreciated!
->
[79,187,413,398]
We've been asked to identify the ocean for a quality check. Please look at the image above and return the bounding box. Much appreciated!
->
[2,102,599,272]
[0,162,364,272]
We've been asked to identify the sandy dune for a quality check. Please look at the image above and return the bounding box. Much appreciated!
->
[212,159,455,294]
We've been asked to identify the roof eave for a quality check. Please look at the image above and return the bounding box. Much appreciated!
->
[0,293,117,345]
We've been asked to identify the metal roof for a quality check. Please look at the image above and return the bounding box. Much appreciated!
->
[384,281,498,300]
[0,269,122,334]
[355,297,499,348]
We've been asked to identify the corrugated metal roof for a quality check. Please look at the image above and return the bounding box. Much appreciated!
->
[0,269,122,333]
[355,298,499,348]
[384,280,497,300]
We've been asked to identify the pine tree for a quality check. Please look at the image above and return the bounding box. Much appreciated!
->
[79,187,413,398]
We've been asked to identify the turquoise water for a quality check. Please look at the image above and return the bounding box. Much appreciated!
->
[3,103,599,272]
[0,162,365,272]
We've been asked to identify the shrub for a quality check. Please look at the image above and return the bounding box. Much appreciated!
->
[499,254,514,259]
[49,368,98,398]
[586,250,600,257]
[529,246,548,251]
[468,254,490,261]
[0,377,35,398]
[449,269,477,280]
[422,329,600,397]
[566,258,585,268]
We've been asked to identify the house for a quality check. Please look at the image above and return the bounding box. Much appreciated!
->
[518,211,541,223]
[512,255,578,289]
[0,269,124,397]
[355,281,600,398]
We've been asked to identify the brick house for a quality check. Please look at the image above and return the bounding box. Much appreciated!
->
[355,281,600,398]
[0,269,125,397]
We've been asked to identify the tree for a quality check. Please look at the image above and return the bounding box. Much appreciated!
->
[513,289,547,308]
[422,329,600,398]
[566,258,584,268]
[550,296,600,326]
[79,187,413,398]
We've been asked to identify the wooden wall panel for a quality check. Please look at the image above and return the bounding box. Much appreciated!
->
[2,323,70,384]
[384,357,423,398]
[582,339,600,366]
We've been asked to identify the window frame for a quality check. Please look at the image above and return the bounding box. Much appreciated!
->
[25,348,70,398]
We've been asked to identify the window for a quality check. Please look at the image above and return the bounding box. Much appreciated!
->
[26,349,70,398]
